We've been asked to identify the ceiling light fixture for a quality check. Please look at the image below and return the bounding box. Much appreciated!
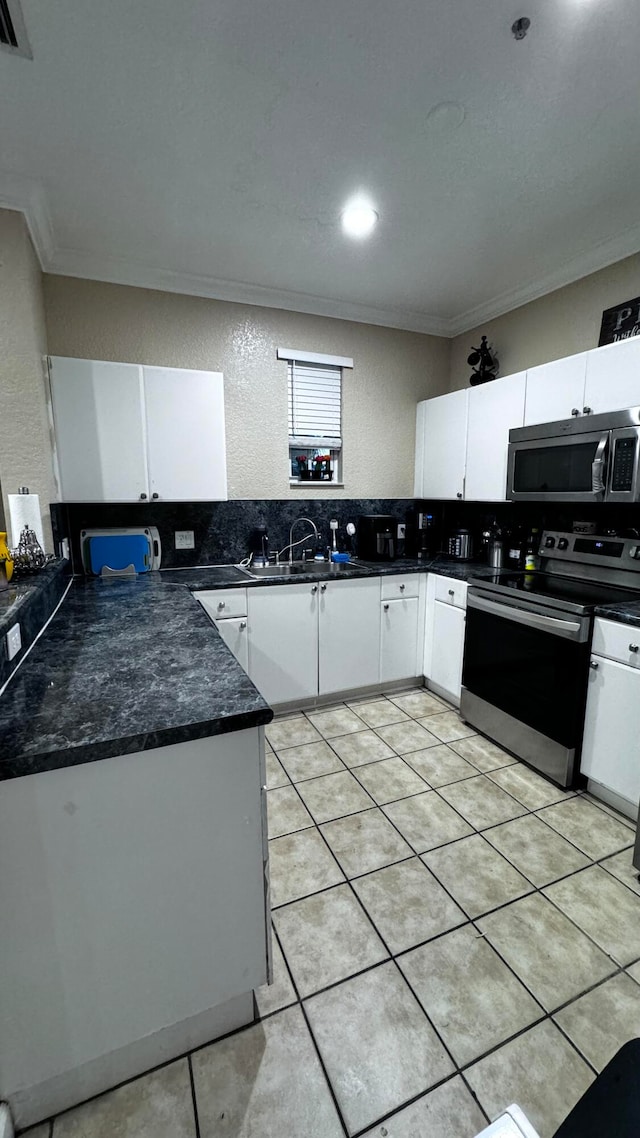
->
[341,198,378,239]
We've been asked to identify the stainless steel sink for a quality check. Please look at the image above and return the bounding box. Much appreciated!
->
[238,560,360,580]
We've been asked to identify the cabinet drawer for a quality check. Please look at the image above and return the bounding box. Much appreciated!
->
[197,588,248,620]
[433,575,468,610]
[381,574,421,600]
[592,618,640,668]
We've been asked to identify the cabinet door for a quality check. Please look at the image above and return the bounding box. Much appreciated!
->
[581,655,640,815]
[584,339,640,415]
[247,584,318,705]
[465,373,526,501]
[429,600,465,703]
[49,356,148,502]
[380,598,420,684]
[319,577,381,696]
[214,617,249,673]
[421,389,469,500]
[144,367,227,501]
[523,353,587,426]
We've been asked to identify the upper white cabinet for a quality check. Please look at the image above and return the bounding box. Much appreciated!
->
[49,356,227,502]
[583,338,640,415]
[49,357,149,502]
[144,366,227,501]
[523,353,587,426]
[465,372,526,500]
[419,389,469,500]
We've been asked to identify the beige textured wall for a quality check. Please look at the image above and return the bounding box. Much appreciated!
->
[449,252,640,390]
[0,210,55,549]
[43,276,450,500]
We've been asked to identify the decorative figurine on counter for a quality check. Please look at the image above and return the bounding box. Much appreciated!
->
[11,525,51,575]
[468,336,498,386]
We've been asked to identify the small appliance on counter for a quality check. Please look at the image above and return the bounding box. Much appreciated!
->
[405,508,438,560]
[447,527,474,561]
[357,515,396,561]
[249,525,270,567]
[81,528,161,577]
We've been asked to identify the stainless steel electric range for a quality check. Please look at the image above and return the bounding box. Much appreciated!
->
[461,530,640,788]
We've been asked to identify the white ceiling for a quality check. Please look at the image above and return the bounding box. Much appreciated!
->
[2,0,640,335]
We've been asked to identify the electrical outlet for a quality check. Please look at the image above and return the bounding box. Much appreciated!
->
[397,523,406,539]
[6,623,21,661]
[175,530,195,550]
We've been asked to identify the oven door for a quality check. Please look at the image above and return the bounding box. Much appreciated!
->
[461,591,591,787]
[507,429,610,502]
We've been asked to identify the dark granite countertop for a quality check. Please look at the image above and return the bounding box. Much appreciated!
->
[594,600,640,628]
[0,573,272,781]
[159,556,496,591]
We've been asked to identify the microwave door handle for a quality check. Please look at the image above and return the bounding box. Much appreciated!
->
[591,433,609,496]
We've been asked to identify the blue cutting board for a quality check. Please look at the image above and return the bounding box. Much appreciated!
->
[89,534,151,575]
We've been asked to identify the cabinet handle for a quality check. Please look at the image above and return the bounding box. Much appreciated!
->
[140,492,147,500]
[152,492,159,500]
[448,589,455,597]
[320,583,327,592]
[571,408,580,417]
[456,492,463,499]
[240,621,247,630]
[383,603,389,611]
[629,644,639,653]
[399,583,405,591]
[311,585,318,594]
[589,659,599,669]
[583,406,592,415]
[217,601,225,609]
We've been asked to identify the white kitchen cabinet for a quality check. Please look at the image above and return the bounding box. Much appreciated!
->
[319,577,381,695]
[418,389,469,500]
[581,654,640,819]
[583,338,640,415]
[380,597,420,684]
[214,617,249,673]
[523,353,587,426]
[429,600,466,704]
[144,366,227,501]
[49,356,227,502]
[248,583,318,705]
[49,357,148,502]
[465,372,526,500]
[414,401,427,497]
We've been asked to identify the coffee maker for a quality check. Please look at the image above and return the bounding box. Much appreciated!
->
[405,508,437,559]
[357,515,397,561]
[249,525,269,567]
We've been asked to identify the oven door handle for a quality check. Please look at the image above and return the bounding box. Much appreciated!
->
[591,432,609,496]
[467,593,586,641]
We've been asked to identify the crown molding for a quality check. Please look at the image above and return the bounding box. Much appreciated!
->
[448,222,640,337]
[0,172,55,265]
[46,246,453,337]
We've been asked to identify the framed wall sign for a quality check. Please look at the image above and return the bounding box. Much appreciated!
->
[599,296,640,346]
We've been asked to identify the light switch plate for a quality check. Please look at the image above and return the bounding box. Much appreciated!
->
[175,530,195,550]
[6,623,21,661]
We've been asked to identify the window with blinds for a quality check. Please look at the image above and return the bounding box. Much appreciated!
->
[287,359,342,483]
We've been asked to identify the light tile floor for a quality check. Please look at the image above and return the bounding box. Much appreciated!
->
[23,689,640,1138]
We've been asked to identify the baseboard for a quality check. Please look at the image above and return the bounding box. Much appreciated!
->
[0,1104,14,1138]
[426,679,460,708]
[586,778,637,822]
[8,991,254,1131]
[271,677,424,715]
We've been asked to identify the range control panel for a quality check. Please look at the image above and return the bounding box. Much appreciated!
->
[540,531,640,570]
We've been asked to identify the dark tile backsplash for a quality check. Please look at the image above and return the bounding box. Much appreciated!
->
[51,500,415,571]
[50,498,640,576]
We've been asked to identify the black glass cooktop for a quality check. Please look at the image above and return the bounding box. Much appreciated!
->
[470,571,637,613]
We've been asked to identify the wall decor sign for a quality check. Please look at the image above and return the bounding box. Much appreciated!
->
[599,296,640,346]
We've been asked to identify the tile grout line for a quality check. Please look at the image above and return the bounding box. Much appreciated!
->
[187,1054,202,1138]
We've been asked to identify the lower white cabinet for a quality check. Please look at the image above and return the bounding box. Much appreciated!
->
[318,578,381,696]
[429,600,466,704]
[380,597,420,684]
[214,617,249,673]
[247,584,319,705]
[581,653,640,819]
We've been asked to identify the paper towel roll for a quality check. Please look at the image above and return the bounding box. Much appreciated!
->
[8,493,44,550]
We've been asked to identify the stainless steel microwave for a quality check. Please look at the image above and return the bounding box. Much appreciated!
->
[507,407,640,503]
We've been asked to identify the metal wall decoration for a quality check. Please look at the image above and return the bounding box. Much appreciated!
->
[599,296,640,347]
[468,336,499,386]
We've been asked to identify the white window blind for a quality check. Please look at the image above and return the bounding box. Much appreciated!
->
[288,361,342,447]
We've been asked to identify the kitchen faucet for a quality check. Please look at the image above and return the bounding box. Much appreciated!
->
[283,516,320,564]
